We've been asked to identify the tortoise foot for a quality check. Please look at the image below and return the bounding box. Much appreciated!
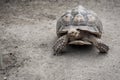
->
[97,43,109,53]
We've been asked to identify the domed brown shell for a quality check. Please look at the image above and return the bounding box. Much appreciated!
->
[56,5,103,38]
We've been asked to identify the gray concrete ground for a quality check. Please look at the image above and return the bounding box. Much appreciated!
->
[0,0,120,80]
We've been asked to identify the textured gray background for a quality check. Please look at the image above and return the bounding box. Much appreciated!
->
[0,0,120,80]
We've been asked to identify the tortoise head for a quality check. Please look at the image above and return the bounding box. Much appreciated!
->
[67,28,81,39]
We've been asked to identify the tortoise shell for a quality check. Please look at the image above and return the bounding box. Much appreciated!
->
[56,5,103,38]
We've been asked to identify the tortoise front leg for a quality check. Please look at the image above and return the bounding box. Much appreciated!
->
[53,35,68,56]
[95,39,109,53]
[88,36,109,53]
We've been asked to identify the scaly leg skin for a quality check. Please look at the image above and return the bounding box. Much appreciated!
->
[53,35,68,56]
[96,40,109,53]
[88,36,109,54]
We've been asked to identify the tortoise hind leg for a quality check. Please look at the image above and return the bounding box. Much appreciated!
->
[53,35,68,56]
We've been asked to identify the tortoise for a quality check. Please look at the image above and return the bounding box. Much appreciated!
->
[53,5,109,55]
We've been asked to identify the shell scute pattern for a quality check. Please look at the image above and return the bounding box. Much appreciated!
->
[57,5,103,38]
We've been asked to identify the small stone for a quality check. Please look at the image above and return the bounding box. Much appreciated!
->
[4,76,7,80]
[15,46,18,48]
